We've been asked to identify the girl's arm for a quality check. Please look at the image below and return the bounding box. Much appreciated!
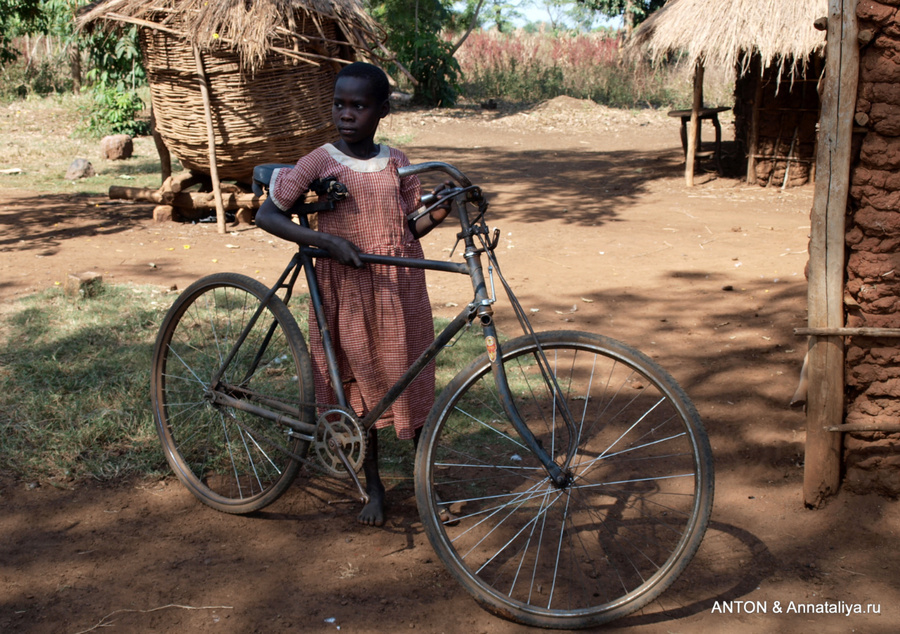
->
[255,198,363,268]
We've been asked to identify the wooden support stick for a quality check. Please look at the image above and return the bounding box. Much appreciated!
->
[803,0,859,509]
[747,62,763,185]
[685,62,704,187]
[193,45,227,234]
[782,126,799,190]
[795,327,900,337]
[825,423,900,433]
[150,106,171,185]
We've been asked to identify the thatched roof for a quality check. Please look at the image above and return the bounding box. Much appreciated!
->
[630,0,827,77]
[78,0,383,72]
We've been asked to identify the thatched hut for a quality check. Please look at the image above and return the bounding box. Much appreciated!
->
[630,0,827,187]
[79,0,383,186]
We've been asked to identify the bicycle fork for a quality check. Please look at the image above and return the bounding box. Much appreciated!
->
[464,249,573,490]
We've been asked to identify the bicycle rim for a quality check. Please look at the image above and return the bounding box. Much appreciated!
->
[151,273,314,514]
[416,330,713,628]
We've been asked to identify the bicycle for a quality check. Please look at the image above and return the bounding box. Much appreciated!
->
[149,160,714,629]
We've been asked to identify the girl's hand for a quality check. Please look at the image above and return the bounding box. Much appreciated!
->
[427,181,455,210]
[410,181,455,239]
[323,234,364,268]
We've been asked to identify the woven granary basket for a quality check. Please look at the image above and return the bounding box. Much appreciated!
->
[140,16,346,184]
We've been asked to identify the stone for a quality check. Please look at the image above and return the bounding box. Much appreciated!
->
[64,271,103,299]
[857,0,897,25]
[235,207,254,225]
[65,158,94,180]
[860,133,900,169]
[100,134,134,160]
[153,205,175,222]
[871,81,900,106]
[870,102,900,136]
[861,49,900,83]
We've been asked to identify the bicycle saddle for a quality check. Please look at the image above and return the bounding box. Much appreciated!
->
[252,163,293,196]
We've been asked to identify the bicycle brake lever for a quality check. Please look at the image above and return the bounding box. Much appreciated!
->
[488,228,500,251]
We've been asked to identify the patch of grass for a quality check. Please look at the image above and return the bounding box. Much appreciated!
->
[0,283,173,483]
[0,90,176,195]
[376,131,415,147]
[379,317,485,481]
[0,288,492,485]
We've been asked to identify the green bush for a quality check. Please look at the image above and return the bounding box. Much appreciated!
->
[83,86,149,137]
[0,57,72,100]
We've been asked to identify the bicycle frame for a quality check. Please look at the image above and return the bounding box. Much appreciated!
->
[212,162,573,489]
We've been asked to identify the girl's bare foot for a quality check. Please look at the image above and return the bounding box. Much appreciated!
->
[358,428,385,526]
[357,481,385,526]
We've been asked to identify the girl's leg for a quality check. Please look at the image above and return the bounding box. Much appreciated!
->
[358,427,386,526]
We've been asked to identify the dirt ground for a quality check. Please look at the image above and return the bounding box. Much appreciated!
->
[2,98,898,633]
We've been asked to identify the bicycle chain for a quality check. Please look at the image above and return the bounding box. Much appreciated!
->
[217,390,366,478]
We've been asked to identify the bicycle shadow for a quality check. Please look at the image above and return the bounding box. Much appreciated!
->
[608,518,777,627]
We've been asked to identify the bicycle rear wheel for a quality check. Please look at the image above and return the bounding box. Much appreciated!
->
[415,330,713,629]
[151,272,314,514]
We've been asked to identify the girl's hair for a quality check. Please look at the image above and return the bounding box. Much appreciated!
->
[336,62,390,104]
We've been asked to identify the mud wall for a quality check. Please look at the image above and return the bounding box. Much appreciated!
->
[734,55,821,187]
[843,0,900,494]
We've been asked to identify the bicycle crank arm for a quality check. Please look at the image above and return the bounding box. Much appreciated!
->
[328,437,369,504]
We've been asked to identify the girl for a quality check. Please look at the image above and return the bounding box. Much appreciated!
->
[255,62,449,526]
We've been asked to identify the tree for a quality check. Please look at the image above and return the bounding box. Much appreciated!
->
[532,0,603,32]
[483,0,522,33]
[581,0,664,36]
[0,0,43,65]
[368,0,461,106]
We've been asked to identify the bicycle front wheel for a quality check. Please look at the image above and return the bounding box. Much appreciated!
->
[151,273,314,514]
[416,330,713,629]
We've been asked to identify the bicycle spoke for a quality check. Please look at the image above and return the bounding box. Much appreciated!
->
[151,274,313,514]
[417,331,713,628]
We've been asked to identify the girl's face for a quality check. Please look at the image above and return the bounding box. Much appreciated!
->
[332,76,389,149]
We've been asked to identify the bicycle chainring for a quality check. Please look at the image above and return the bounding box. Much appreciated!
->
[313,408,367,478]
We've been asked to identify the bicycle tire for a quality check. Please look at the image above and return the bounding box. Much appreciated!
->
[415,330,714,629]
[150,272,315,514]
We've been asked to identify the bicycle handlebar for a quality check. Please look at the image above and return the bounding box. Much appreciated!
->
[254,161,473,194]
[397,161,472,187]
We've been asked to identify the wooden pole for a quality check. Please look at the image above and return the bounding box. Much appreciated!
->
[782,126,799,190]
[803,0,858,508]
[193,45,227,234]
[747,58,763,184]
[685,61,704,187]
[149,106,172,185]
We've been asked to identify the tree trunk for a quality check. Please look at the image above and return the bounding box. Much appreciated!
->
[624,1,636,39]
[70,41,81,93]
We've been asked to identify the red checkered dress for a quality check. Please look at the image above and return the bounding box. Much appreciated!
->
[270,144,434,439]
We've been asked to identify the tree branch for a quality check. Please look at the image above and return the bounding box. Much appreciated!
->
[450,0,488,56]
